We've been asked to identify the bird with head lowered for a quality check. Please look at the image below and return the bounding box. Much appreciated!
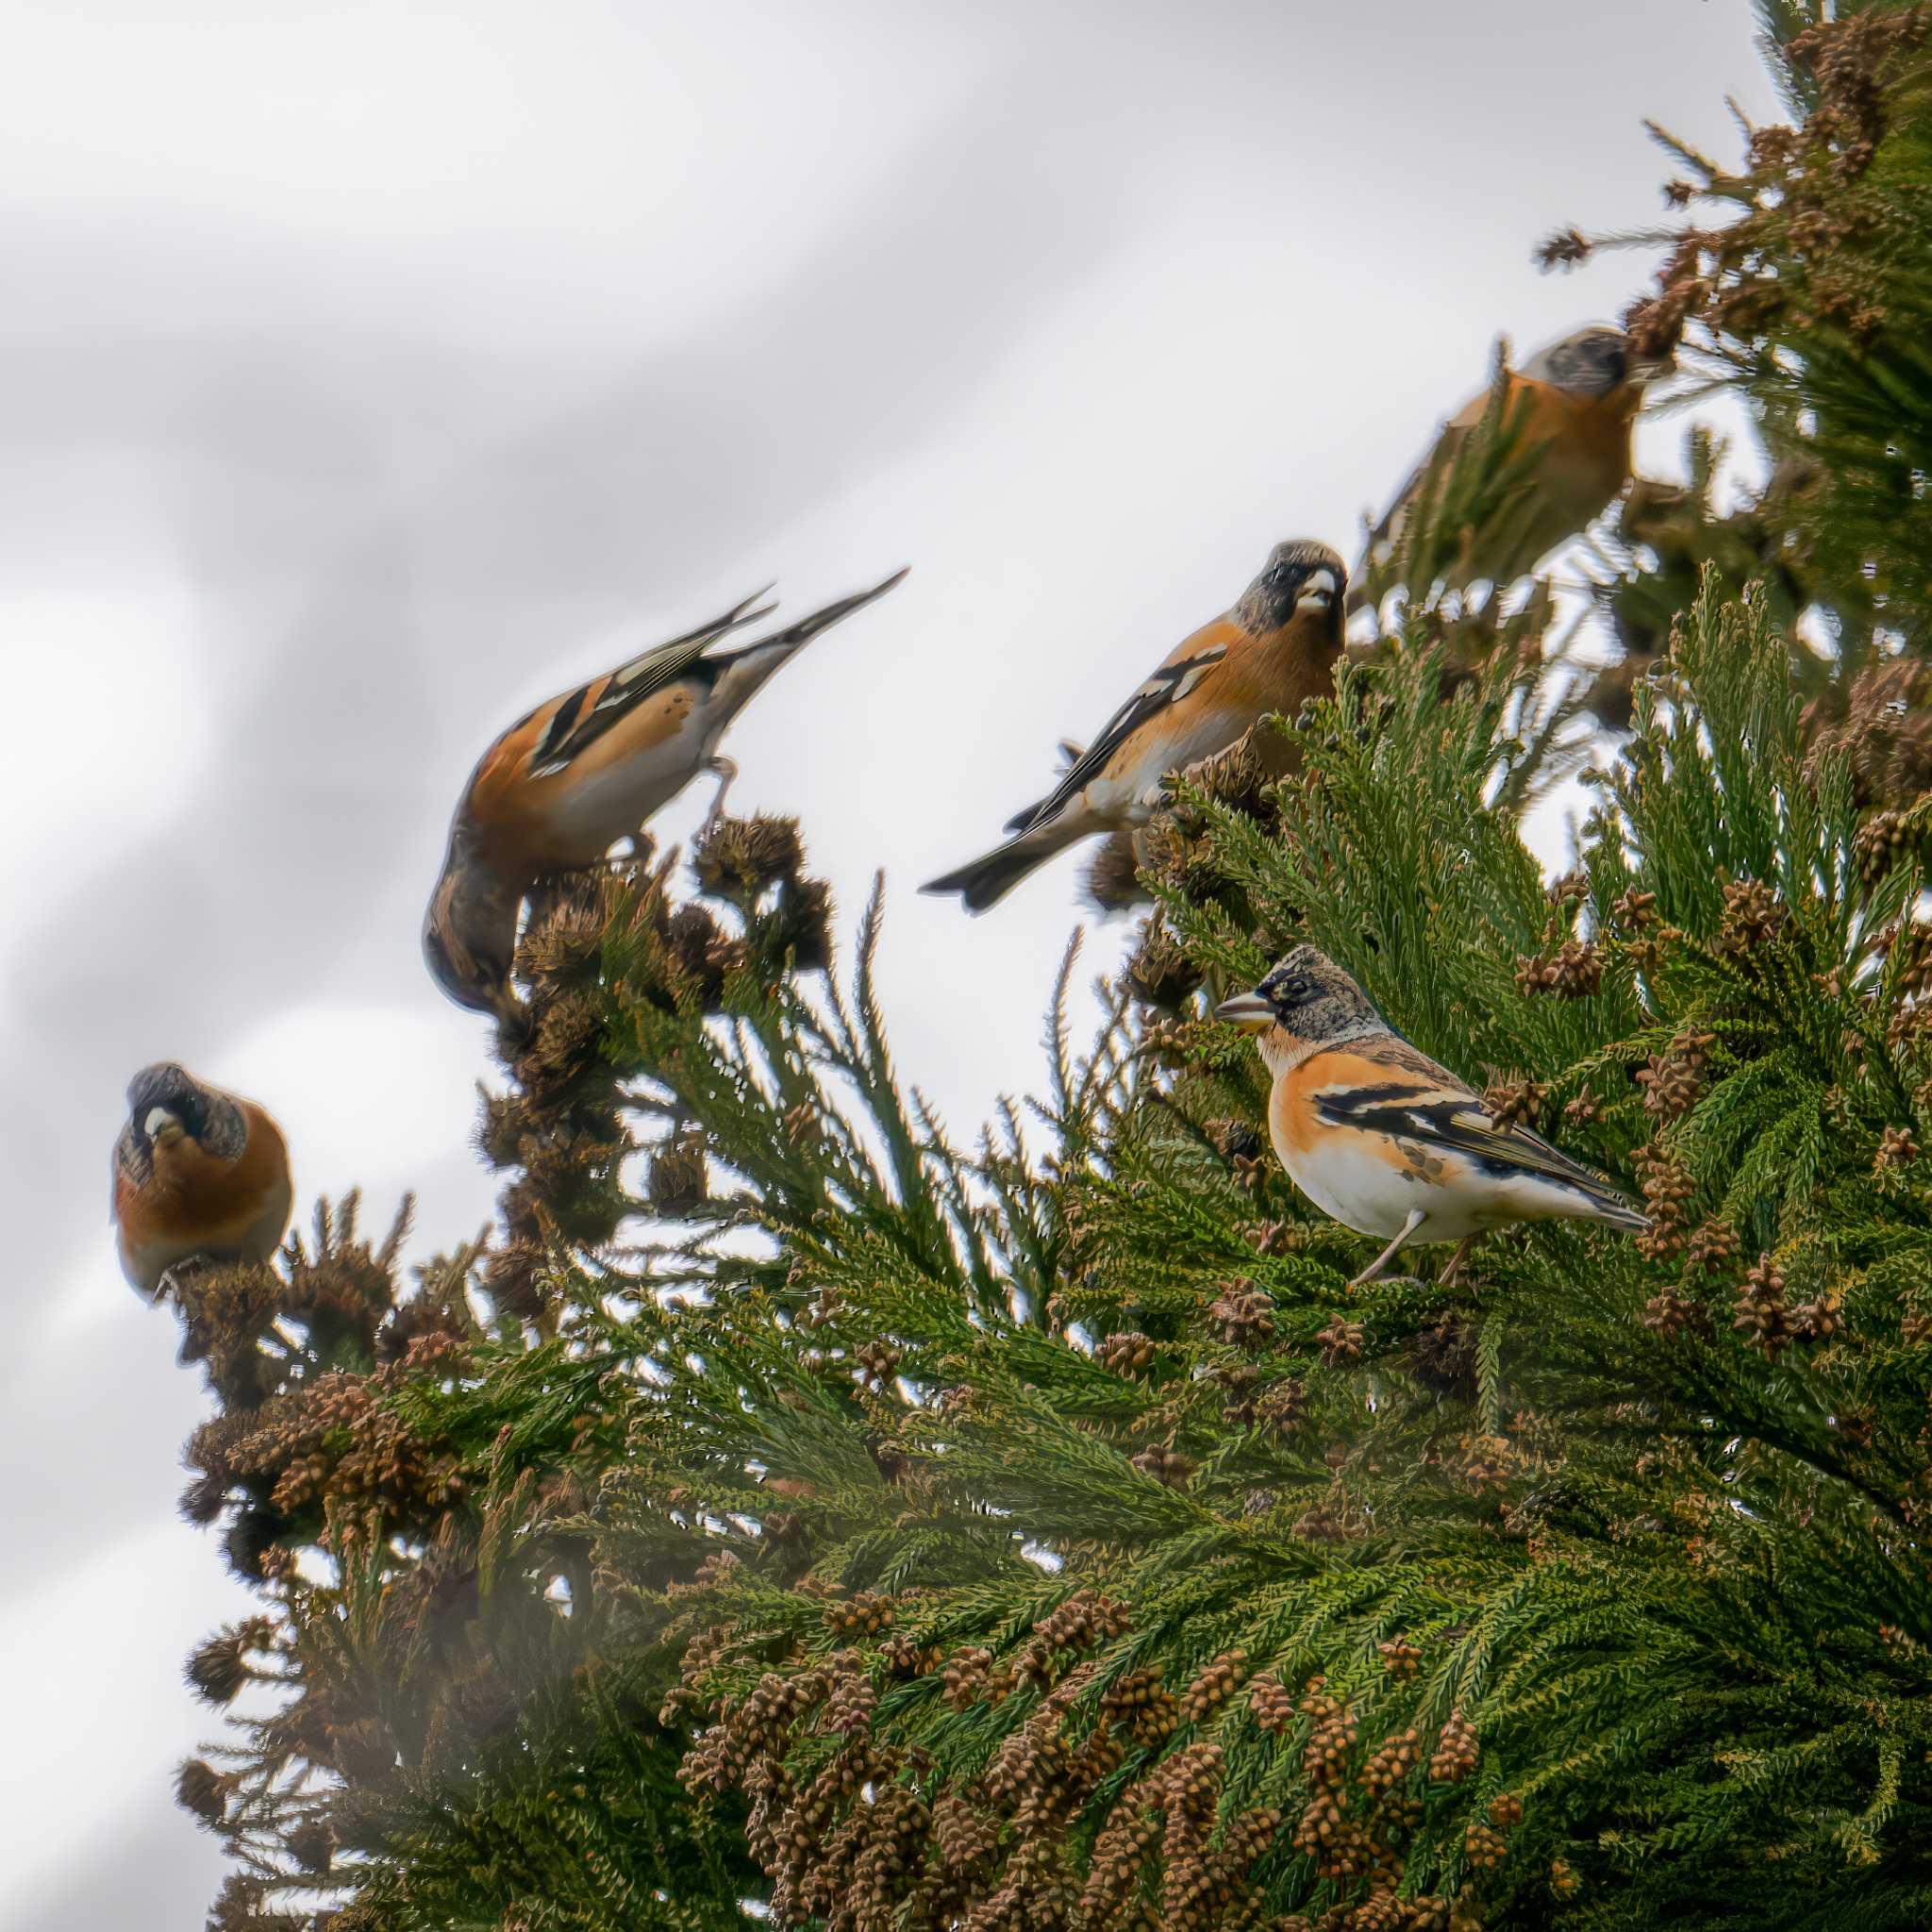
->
[425,569,907,1015]
[1217,946,1646,1286]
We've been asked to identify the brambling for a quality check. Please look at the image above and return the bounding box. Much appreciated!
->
[112,1063,292,1300]
[923,540,1345,914]
[1217,947,1646,1286]
[425,569,907,1013]
[1352,325,1671,616]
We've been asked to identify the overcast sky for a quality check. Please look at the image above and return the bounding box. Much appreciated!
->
[2,3,1775,1921]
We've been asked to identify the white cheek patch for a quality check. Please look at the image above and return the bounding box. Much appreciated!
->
[1297,568,1338,610]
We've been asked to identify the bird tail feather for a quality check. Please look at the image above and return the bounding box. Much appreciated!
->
[711,567,908,695]
[1581,1191,1649,1234]
[922,822,1077,914]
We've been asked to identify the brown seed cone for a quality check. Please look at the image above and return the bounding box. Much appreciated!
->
[1319,1317,1366,1365]
[1514,940,1603,998]
[1428,1709,1479,1783]
[1097,1330,1157,1375]
[1641,1288,1712,1340]
[1717,877,1787,956]
[1609,887,1657,931]
[1258,1377,1308,1437]
[1126,911,1203,1009]
[1131,1444,1198,1488]
[644,1125,709,1217]
[1482,1074,1547,1129]
[175,1757,230,1826]
[1179,1650,1250,1723]
[1208,1281,1276,1347]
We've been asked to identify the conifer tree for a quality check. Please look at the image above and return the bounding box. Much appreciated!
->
[164,7,1932,1928]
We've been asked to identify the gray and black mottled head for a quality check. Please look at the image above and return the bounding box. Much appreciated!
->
[1519,325,1669,398]
[423,851,521,1018]
[122,1062,245,1174]
[1233,539,1348,642]
[1215,944,1384,1048]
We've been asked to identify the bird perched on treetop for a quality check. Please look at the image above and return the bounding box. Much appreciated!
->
[1350,325,1671,619]
[1217,946,1646,1286]
[425,570,907,1014]
[112,1063,292,1300]
[922,541,1346,914]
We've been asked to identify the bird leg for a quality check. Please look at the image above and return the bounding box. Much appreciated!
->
[1349,1208,1426,1289]
[1438,1233,1480,1287]
[155,1253,212,1306]
[701,755,740,827]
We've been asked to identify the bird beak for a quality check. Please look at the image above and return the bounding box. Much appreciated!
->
[145,1107,183,1143]
[1295,568,1338,614]
[1215,991,1275,1034]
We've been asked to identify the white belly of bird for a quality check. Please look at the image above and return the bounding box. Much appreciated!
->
[1277,1130,1595,1243]
[548,735,699,850]
[1088,707,1247,825]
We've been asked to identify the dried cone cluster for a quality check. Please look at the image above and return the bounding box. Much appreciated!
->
[1258,1378,1309,1437]
[1514,940,1603,999]
[1684,1216,1741,1276]
[162,835,860,1898]
[1716,878,1787,959]
[1853,806,1923,883]
[1178,1650,1249,1722]
[1209,1280,1276,1347]
[1631,1143,1696,1261]
[1482,1075,1546,1130]
[1809,664,1932,815]
[679,1592,1303,1932]
[1132,1444,1199,1489]
[1098,1329,1157,1376]
[1256,1678,1489,1923]
[1636,1027,1715,1124]
[1733,1255,1792,1357]
[166,1181,619,1881]
[1642,1287,1712,1341]
[1620,8,1932,357]
[1610,887,1657,932]
[480,862,642,1321]
[1127,911,1204,1009]
[682,1574,1507,1932]
[1319,1318,1367,1366]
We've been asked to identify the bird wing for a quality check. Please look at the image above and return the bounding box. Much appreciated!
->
[521,588,776,779]
[1359,380,1504,571]
[1311,1039,1635,1207]
[1003,626,1235,837]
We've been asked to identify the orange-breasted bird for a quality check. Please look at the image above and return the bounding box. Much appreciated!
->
[112,1063,292,1300]
[922,541,1346,914]
[425,570,907,1013]
[1351,325,1671,615]
[1217,947,1646,1286]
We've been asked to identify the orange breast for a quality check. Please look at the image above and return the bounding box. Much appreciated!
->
[146,1106,289,1239]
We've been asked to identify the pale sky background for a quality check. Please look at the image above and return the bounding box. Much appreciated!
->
[2,3,1776,1922]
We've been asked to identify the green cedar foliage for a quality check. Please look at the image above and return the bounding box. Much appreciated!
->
[165,8,1932,1930]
